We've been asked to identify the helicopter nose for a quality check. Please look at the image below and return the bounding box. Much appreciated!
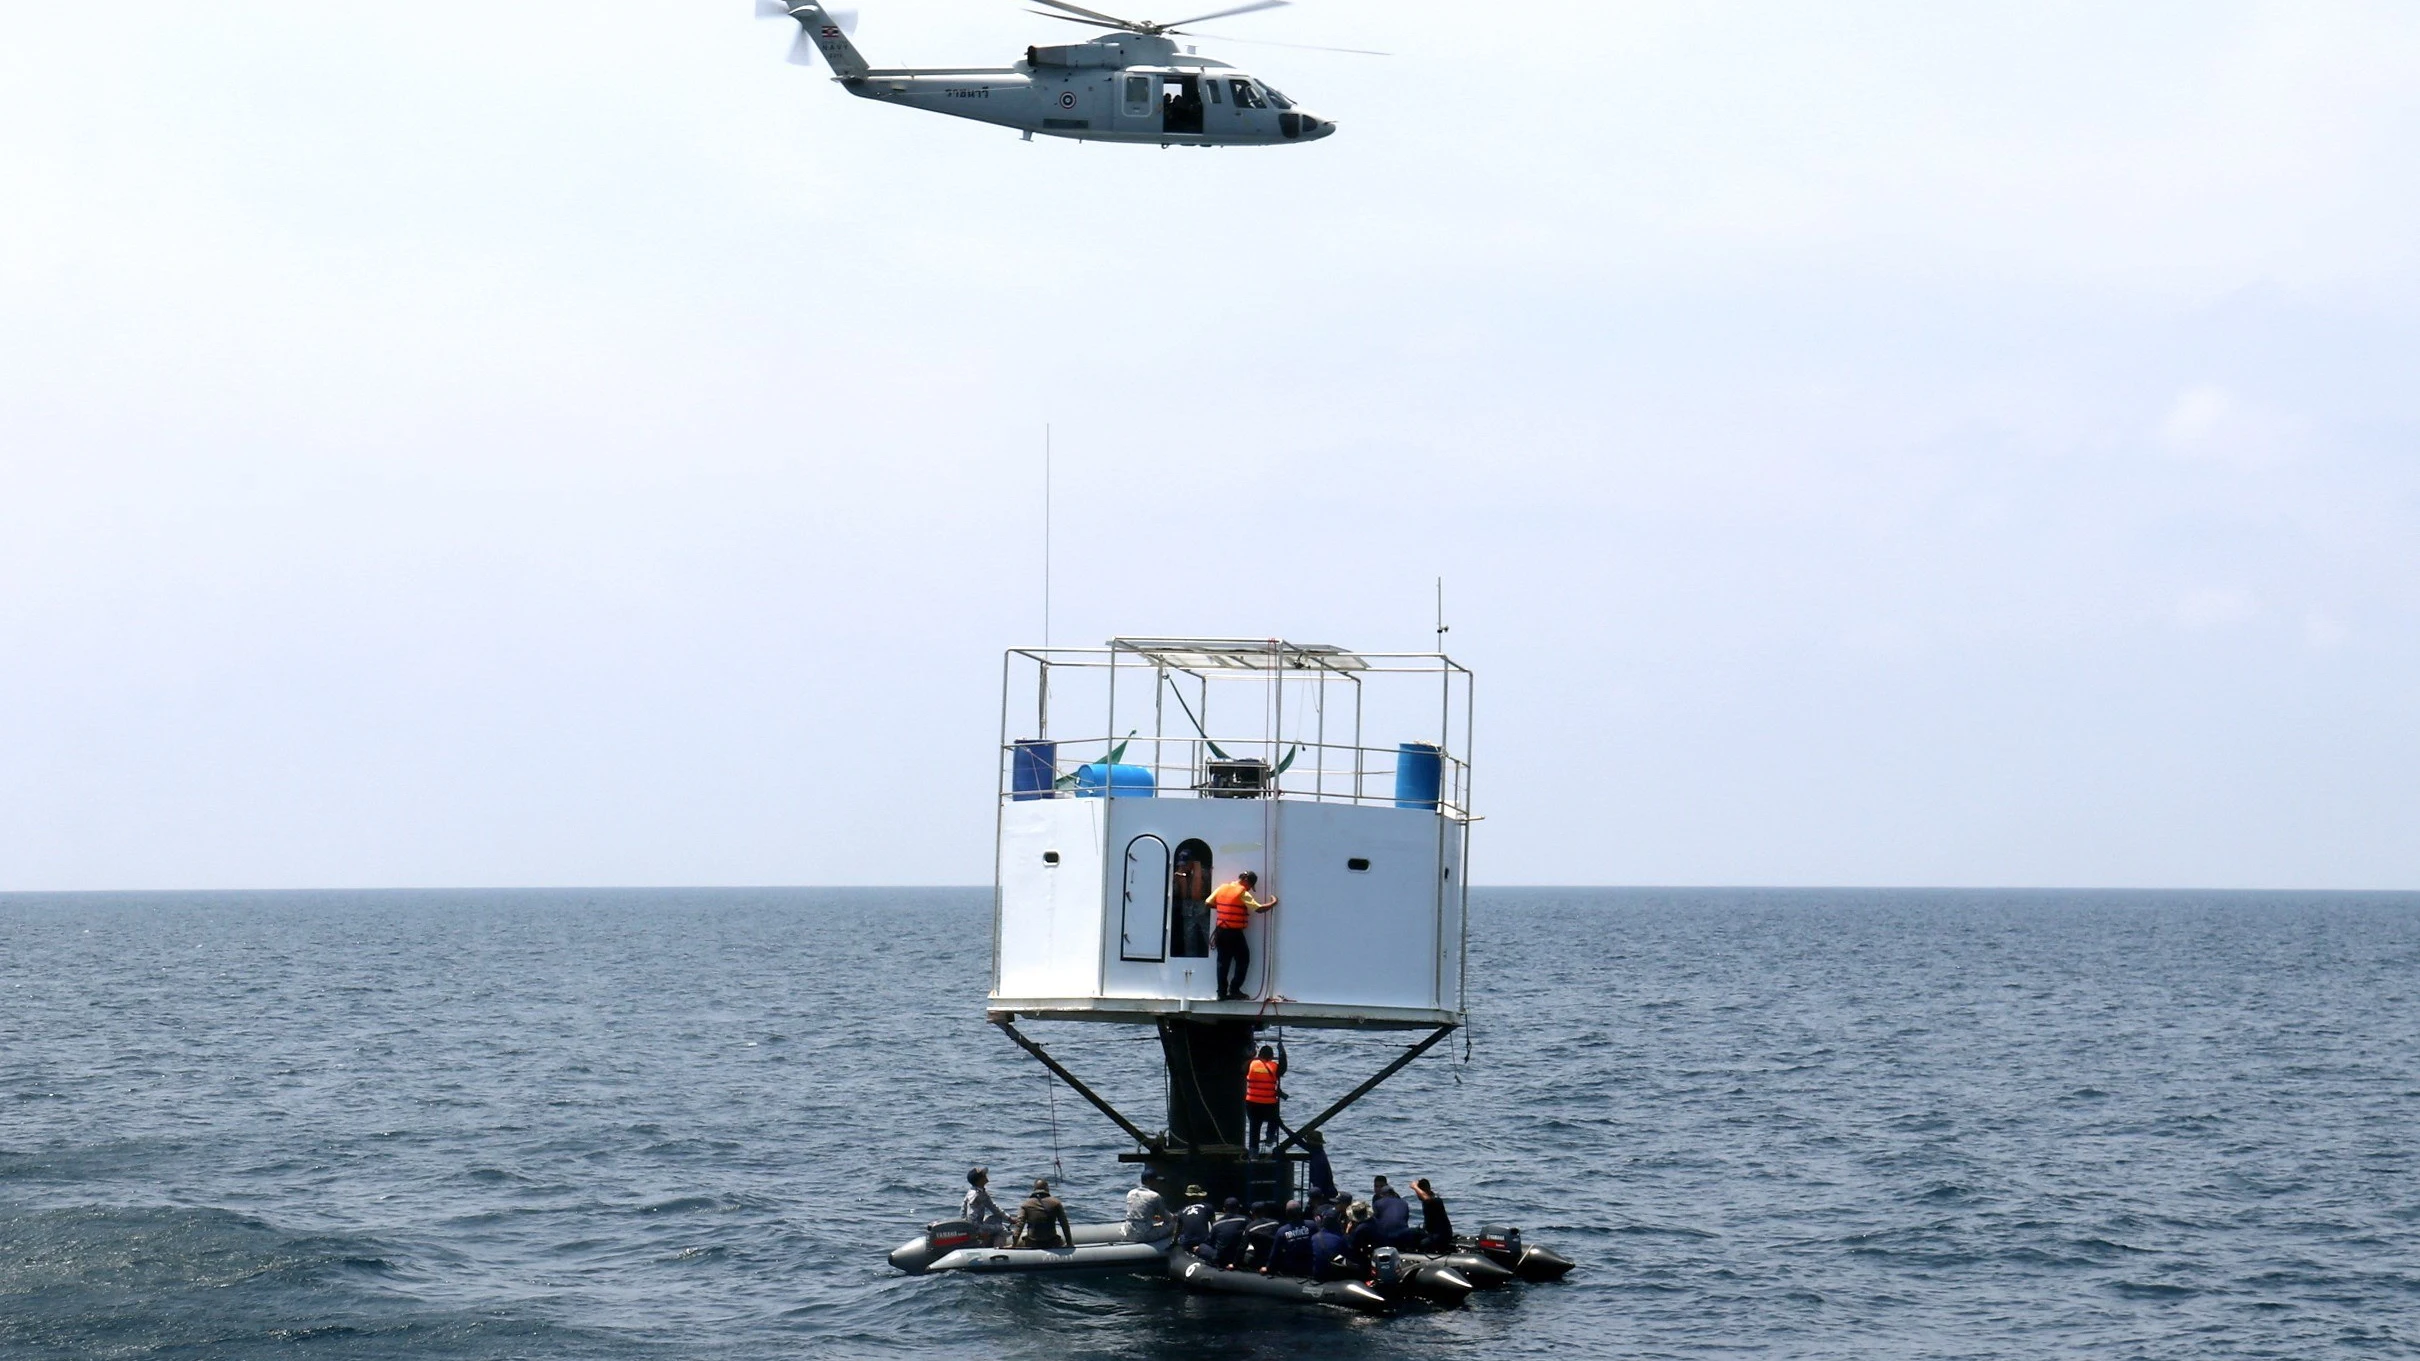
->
[1301,113,1336,139]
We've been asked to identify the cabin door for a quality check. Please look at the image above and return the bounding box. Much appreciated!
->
[1170,839,1212,958]
[1120,835,1171,962]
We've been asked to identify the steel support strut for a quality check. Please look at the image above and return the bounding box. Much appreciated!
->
[1273,1024,1457,1154]
[992,1018,1157,1149]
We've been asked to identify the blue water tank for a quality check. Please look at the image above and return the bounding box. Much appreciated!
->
[1394,742,1442,810]
[1074,762,1157,798]
[1011,740,1058,801]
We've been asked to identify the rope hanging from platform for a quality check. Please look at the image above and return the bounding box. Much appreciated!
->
[1042,1069,1064,1181]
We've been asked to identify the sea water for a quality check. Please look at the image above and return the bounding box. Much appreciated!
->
[3,887,2415,1358]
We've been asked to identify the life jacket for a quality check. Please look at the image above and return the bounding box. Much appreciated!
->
[1245,1057,1281,1104]
[1212,881,1251,930]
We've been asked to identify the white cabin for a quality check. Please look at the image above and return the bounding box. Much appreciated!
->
[988,639,1473,1030]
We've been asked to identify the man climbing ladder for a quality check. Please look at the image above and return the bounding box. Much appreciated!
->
[1209,870,1277,1001]
[1245,1039,1288,1155]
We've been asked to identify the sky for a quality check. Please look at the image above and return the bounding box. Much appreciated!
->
[2,2,2416,891]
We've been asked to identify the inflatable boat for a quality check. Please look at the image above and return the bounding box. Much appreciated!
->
[888,1219,1169,1275]
[1168,1246,1476,1310]
[1167,1252,1390,1312]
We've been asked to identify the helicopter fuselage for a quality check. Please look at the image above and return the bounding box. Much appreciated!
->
[778,6,1335,146]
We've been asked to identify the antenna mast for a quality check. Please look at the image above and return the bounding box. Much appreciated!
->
[1043,424,1053,648]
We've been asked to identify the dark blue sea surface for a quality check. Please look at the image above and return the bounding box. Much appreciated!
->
[3,887,2416,1358]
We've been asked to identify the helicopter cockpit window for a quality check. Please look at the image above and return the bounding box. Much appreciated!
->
[1227,78,1266,110]
[1260,84,1294,110]
[1207,78,1224,105]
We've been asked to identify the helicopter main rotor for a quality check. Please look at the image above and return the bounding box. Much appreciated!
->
[1024,0,1288,38]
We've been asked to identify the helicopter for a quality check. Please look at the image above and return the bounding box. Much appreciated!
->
[758,0,1347,145]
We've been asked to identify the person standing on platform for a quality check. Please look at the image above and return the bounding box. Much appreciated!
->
[1302,1127,1337,1200]
[1208,870,1277,1000]
[1244,1039,1289,1155]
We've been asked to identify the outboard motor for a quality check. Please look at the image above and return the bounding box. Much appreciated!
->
[1368,1246,1404,1294]
[925,1219,982,1252]
[889,1218,985,1274]
[1470,1223,1574,1282]
[1474,1224,1524,1268]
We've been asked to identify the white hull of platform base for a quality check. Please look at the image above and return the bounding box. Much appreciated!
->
[986,996,1459,1031]
[991,795,1468,1023]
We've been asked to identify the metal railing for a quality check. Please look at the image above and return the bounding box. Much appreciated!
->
[997,733,1472,818]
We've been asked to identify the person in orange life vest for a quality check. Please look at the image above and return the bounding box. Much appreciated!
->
[1208,870,1277,1001]
[1244,1038,1289,1154]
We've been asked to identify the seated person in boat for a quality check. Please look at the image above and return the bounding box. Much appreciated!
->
[1412,1177,1454,1253]
[1356,1175,1422,1253]
[1263,1201,1317,1277]
[962,1166,1012,1246]
[1241,1201,1281,1269]
[1123,1171,1173,1242]
[1175,1184,1215,1250]
[1014,1178,1074,1248]
[1197,1197,1249,1268]
[1310,1207,1353,1281]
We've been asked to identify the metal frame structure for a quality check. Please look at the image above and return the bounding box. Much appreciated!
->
[993,638,1476,813]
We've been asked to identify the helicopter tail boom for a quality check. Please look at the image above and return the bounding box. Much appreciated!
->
[769,0,871,80]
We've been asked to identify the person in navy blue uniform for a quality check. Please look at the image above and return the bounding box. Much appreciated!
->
[1358,1175,1419,1253]
[1200,1197,1249,1268]
[1302,1127,1337,1201]
[1264,1201,1317,1276]
[1310,1207,1353,1280]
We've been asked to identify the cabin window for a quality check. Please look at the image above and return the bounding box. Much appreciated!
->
[1347,857,1370,872]
[1170,838,1213,958]
[1124,75,1154,117]
[1042,851,1060,866]
[1120,835,1171,962]
[1207,79,1224,105]
[1227,78,1266,110]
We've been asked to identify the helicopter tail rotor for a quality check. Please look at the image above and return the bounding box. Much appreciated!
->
[759,0,870,78]
[758,0,856,28]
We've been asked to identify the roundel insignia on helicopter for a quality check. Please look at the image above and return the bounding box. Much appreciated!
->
[759,0,1375,145]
